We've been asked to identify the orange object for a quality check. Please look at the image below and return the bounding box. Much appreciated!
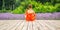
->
[25,4,36,21]
[25,10,36,21]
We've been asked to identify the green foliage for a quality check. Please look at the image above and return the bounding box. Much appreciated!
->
[12,6,24,14]
[0,10,6,13]
[33,2,57,13]
[0,0,60,14]
[11,0,60,14]
[0,10,11,13]
[55,3,60,12]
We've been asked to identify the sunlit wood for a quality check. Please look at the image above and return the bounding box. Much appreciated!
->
[0,20,60,30]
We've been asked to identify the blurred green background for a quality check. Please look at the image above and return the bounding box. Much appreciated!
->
[0,0,60,14]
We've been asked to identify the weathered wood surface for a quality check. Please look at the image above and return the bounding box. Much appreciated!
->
[0,20,60,30]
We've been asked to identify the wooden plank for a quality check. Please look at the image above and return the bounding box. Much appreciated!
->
[0,20,60,30]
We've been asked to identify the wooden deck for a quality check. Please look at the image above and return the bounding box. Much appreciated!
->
[0,20,60,30]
